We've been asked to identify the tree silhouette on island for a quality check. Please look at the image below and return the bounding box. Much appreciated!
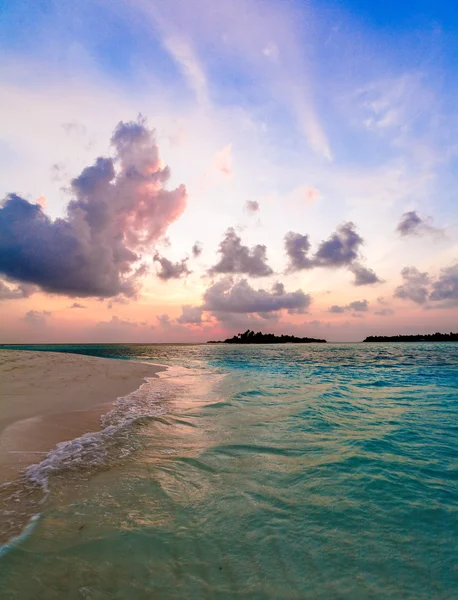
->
[364,332,458,342]
[207,331,458,344]
[207,330,327,344]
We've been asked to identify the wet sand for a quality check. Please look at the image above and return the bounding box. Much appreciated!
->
[0,350,164,485]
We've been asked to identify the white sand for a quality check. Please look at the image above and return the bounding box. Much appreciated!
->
[0,350,164,484]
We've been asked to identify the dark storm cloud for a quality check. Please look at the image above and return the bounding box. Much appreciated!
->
[349,263,382,286]
[153,253,190,280]
[192,242,202,258]
[203,277,311,316]
[209,228,273,277]
[284,232,313,271]
[429,263,458,305]
[0,117,186,298]
[245,200,260,213]
[396,211,443,237]
[394,267,430,304]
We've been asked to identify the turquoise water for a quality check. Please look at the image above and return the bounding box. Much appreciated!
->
[0,343,457,598]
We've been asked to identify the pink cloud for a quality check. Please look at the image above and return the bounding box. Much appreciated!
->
[214,144,233,175]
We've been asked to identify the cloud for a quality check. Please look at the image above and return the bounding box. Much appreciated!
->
[303,186,320,203]
[329,305,346,313]
[349,263,382,286]
[245,200,260,213]
[50,163,67,182]
[397,211,443,237]
[292,93,332,160]
[157,314,172,328]
[394,267,430,304]
[284,232,313,271]
[314,222,363,268]
[96,316,139,328]
[192,242,202,257]
[153,252,190,280]
[203,277,311,317]
[23,310,51,325]
[92,315,149,342]
[392,263,458,307]
[285,223,363,269]
[209,228,273,277]
[209,310,280,332]
[329,299,369,313]
[429,263,458,305]
[35,196,47,209]
[62,121,87,137]
[286,184,320,205]
[285,223,381,283]
[397,211,423,236]
[348,300,369,312]
[374,308,395,316]
[162,35,209,105]
[0,117,186,298]
[107,295,130,309]
[0,280,35,300]
[152,312,212,340]
[303,319,324,327]
[200,145,235,191]
[177,305,204,324]
[145,0,331,158]
[214,144,233,175]
[70,302,86,309]
[157,312,207,333]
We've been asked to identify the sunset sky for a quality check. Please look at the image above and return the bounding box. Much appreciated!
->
[1,0,458,342]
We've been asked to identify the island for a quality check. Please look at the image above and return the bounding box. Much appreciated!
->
[207,330,327,344]
[364,332,458,342]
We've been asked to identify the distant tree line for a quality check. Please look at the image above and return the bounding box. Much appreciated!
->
[364,332,458,342]
[208,330,327,344]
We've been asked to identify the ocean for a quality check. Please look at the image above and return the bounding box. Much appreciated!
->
[0,343,457,599]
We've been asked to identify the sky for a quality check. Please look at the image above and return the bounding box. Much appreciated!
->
[0,0,457,343]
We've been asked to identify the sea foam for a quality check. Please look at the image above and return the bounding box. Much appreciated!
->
[25,373,171,493]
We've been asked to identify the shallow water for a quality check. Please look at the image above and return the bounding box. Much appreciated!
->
[0,343,457,598]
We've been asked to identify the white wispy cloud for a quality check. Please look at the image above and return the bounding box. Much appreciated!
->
[162,35,209,106]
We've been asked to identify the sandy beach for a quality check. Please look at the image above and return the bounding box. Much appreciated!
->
[0,350,164,486]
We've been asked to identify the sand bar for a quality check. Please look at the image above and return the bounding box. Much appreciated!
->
[0,350,164,484]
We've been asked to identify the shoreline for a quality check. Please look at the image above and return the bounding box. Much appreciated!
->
[0,349,166,544]
[0,351,165,477]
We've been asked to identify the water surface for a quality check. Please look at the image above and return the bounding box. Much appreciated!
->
[0,343,456,599]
